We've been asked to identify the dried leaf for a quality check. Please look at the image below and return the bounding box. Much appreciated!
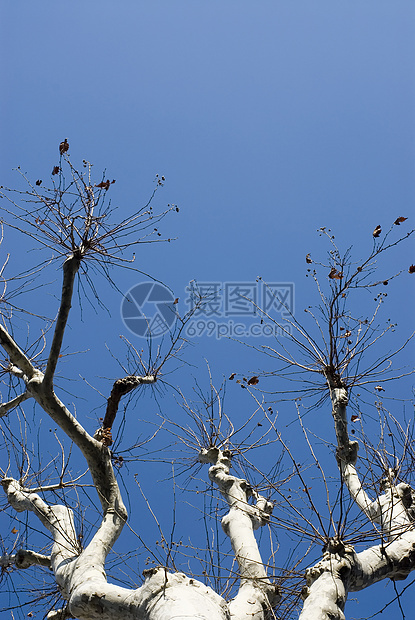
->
[247,376,259,386]
[305,253,312,264]
[59,138,69,155]
[351,414,359,422]
[229,373,236,380]
[374,385,385,392]
[95,180,110,190]
[11,527,18,534]
[35,179,42,186]
[373,224,382,238]
[173,298,179,304]
[409,265,415,274]
[101,427,113,447]
[394,216,407,225]
[52,166,60,175]
[328,267,343,280]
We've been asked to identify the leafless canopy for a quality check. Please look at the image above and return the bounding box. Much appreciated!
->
[0,147,414,620]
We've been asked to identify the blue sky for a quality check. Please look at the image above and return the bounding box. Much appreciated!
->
[1,2,414,618]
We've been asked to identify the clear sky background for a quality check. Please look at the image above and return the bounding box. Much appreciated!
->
[1,2,414,618]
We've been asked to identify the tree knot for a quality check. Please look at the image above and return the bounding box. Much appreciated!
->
[336,440,358,466]
[93,427,113,446]
[323,536,347,556]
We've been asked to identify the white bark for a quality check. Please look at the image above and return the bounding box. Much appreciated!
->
[0,324,37,379]
[0,548,51,569]
[301,551,349,620]
[2,443,279,620]
[68,566,230,620]
[300,529,415,620]
[1,477,231,620]
[199,447,280,619]
[300,380,415,618]
[330,385,414,540]
[0,391,31,417]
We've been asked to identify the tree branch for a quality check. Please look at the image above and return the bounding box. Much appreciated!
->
[199,446,280,619]
[43,255,80,389]
[0,391,31,417]
[328,383,378,520]
[0,324,37,379]
[1,477,230,620]
[23,376,128,518]
[98,374,156,444]
[300,529,415,619]
[1,478,79,595]
[0,548,51,570]
[0,313,127,518]
[329,383,414,538]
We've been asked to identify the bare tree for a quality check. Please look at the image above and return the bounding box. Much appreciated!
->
[0,147,414,620]
[237,224,415,619]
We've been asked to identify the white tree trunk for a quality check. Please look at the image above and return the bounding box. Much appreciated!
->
[299,381,415,619]
[199,447,280,619]
[2,478,231,620]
